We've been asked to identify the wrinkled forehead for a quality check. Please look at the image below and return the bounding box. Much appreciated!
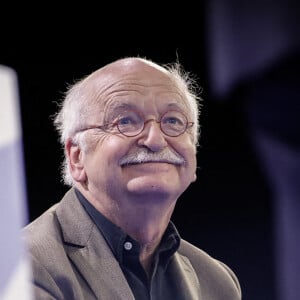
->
[74,59,192,123]
[83,59,183,102]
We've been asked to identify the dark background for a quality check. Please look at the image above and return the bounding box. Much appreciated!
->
[1,2,299,299]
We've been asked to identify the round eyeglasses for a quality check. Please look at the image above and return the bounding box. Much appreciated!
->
[76,110,194,137]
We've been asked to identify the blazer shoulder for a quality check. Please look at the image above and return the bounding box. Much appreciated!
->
[178,239,242,299]
[22,188,77,256]
[22,201,63,256]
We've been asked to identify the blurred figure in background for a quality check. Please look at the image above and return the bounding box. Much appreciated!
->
[206,1,300,299]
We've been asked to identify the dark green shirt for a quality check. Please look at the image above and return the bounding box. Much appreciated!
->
[75,189,187,300]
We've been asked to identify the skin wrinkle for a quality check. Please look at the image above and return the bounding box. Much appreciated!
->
[77,97,193,149]
[79,89,189,132]
[102,89,189,119]
[87,65,189,115]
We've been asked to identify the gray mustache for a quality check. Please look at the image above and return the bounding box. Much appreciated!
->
[119,148,185,166]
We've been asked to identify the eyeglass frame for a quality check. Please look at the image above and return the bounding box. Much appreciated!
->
[75,109,194,138]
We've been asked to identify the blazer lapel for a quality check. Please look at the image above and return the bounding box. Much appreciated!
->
[56,188,135,300]
[171,253,201,300]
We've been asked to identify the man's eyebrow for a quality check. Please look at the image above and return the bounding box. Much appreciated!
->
[105,102,137,112]
[166,102,185,109]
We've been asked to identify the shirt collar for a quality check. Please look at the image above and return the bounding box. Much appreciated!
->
[75,188,181,265]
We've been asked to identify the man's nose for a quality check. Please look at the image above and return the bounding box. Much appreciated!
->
[137,119,168,152]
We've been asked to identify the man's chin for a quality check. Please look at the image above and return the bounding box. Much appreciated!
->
[126,178,176,197]
[122,162,176,173]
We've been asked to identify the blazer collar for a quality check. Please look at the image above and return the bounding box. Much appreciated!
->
[56,188,135,300]
[56,188,200,300]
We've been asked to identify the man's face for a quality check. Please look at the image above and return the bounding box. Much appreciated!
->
[74,60,197,209]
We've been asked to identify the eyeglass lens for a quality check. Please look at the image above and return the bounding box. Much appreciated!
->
[116,110,188,137]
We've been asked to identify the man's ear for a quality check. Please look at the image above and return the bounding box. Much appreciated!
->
[65,138,86,182]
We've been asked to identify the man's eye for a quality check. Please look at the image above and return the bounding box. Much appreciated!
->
[118,117,133,125]
[118,111,142,126]
[164,117,183,125]
[167,117,177,124]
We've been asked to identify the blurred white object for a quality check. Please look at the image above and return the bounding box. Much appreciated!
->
[0,65,33,299]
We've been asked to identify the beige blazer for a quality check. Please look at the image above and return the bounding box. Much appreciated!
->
[23,188,241,300]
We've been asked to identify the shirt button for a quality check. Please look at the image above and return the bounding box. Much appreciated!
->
[124,241,133,250]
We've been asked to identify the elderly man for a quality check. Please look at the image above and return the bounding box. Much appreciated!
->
[23,57,242,299]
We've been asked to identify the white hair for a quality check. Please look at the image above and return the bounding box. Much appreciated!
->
[53,57,202,186]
